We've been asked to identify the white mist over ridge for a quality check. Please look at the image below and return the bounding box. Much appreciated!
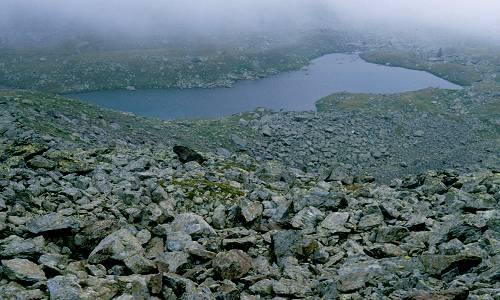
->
[328,0,500,40]
[1,0,499,46]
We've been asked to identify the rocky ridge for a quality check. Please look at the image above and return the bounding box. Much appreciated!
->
[2,90,498,185]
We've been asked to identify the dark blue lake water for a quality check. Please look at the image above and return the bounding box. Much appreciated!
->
[69,53,461,119]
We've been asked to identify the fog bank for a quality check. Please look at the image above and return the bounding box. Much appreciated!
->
[1,0,499,47]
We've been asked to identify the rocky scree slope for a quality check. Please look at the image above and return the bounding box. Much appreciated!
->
[1,90,498,185]
[0,92,499,299]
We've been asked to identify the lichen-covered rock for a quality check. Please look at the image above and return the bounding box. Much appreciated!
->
[212,249,252,280]
[290,206,324,230]
[419,254,482,276]
[0,282,45,300]
[375,226,410,243]
[318,212,350,234]
[240,201,263,223]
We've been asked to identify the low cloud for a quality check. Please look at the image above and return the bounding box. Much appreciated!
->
[1,0,499,47]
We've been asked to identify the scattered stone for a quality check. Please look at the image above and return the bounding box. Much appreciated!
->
[291,206,325,230]
[0,89,498,299]
[230,134,247,150]
[261,125,272,137]
[157,251,189,273]
[124,254,156,274]
[375,226,410,243]
[216,147,231,157]
[419,254,482,276]
[0,235,44,258]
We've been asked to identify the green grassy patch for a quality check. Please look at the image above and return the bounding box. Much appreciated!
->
[316,88,461,116]
[360,50,481,86]
[173,177,245,201]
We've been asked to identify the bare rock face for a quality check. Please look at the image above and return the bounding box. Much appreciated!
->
[212,249,252,280]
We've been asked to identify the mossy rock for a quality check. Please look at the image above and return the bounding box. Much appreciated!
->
[4,140,49,161]
[174,177,245,201]
[45,150,95,174]
[27,156,57,169]
[57,158,94,174]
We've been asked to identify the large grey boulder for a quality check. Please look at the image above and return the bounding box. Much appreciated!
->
[212,249,252,280]
[375,226,410,243]
[173,145,205,164]
[290,206,324,230]
[47,275,82,300]
[272,230,319,266]
[240,201,263,223]
[167,213,216,238]
[88,228,144,264]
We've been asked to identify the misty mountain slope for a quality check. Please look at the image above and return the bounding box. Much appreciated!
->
[0,31,360,93]
[2,31,499,95]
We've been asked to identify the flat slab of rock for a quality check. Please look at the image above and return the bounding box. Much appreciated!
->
[319,212,350,234]
[0,235,44,257]
[2,258,46,283]
[25,213,80,234]
[375,226,410,243]
[419,254,482,276]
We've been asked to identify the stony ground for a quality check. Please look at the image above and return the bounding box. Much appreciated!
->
[0,89,499,299]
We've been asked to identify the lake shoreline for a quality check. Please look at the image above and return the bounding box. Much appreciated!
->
[69,53,461,120]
